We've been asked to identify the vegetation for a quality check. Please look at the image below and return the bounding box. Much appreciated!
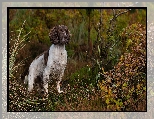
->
[9,8,146,111]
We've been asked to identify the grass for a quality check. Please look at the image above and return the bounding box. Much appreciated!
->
[9,59,105,111]
[9,20,31,79]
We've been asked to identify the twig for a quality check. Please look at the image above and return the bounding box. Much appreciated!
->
[107,9,131,36]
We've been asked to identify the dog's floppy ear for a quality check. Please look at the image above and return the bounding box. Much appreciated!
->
[49,26,59,44]
[64,25,71,44]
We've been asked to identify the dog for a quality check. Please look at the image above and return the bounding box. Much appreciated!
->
[24,25,71,94]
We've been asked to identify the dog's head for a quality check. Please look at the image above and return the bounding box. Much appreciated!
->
[49,25,71,45]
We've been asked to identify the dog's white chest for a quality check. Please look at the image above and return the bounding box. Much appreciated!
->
[47,44,67,74]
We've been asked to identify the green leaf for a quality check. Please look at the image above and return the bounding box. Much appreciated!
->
[123,82,127,87]
[126,39,132,49]
[106,98,110,104]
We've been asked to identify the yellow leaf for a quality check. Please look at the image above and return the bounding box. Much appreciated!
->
[106,98,110,104]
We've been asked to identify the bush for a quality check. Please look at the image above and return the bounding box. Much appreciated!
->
[99,23,146,111]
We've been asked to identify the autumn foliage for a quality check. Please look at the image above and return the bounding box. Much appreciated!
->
[99,23,146,111]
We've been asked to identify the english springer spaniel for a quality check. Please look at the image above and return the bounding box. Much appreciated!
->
[24,25,70,94]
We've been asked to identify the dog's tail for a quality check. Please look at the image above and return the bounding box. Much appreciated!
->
[24,75,28,84]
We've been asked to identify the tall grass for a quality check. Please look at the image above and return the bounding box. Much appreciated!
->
[9,20,31,79]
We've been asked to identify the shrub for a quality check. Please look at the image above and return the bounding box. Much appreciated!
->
[99,23,146,111]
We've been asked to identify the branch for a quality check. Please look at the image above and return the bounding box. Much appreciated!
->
[107,9,131,36]
[110,9,131,24]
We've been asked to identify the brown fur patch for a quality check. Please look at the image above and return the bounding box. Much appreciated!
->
[44,50,49,66]
[34,49,49,66]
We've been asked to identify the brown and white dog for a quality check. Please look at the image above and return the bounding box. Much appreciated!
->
[24,25,71,94]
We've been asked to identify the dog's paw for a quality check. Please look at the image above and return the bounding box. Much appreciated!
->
[58,90,64,93]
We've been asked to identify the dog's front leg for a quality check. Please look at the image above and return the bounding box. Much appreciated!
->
[43,67,50,94]
[57,80,63,93]
[57,71,64,93]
